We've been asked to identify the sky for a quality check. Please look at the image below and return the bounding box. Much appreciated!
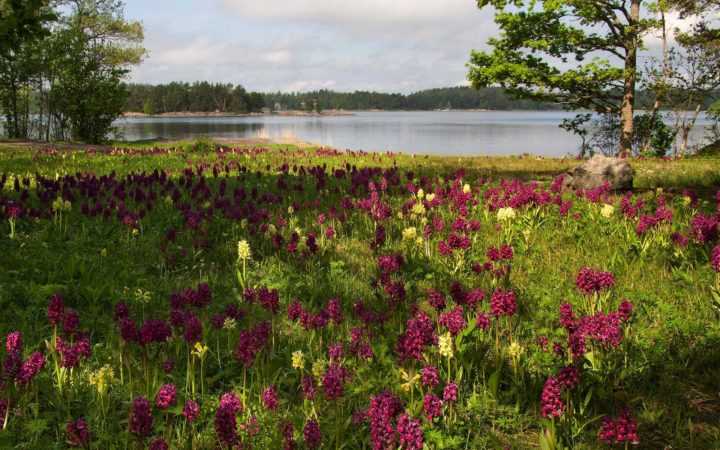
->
[122,0,498,94]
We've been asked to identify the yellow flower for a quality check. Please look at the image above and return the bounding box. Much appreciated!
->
[438,332,454,358]
[399,368,421,392]
[497,207,516,222]
[223,318,237,330]
[88,365,115,394]
[600,204,614,218]
[411,202,426,215]
[312,360,325,383]
[192,342,209,358]
[101,248,107,257]
[288,205,295,215]
[402,227,417,241]
[682,196,692,206]
[292,350,305,370]
[463,183,471,194]
[425,193,436,202]
[134,288,151,304]
[237,240,252,260]
[508,341,523,359]
[416,188,424,200]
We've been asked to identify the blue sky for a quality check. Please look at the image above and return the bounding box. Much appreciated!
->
[121,0,497,94]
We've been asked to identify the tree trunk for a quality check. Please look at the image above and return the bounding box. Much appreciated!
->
[679,103,702,157]
[619,0,641,157]
[643,10,668,154]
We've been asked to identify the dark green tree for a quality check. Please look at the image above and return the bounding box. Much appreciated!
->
[0,0,56,138]
[468,0,658,155]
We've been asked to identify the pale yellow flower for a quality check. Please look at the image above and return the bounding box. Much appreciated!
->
[497,207,516,222]
[88,365,115,395]
[292,350,305,370]
[425,193,436,202]
[134,288,151,304]
[223,318,237,330]
[600,204,615,218]
[411,202,426,215]
[463,183,471,194]
[287,205,295,215]
[416,189,424,200]
[508,341,523,359]
[682,196,692,206]
[312,360,325,383]
[237,240,252,260]
[438,332,454,358]
[402,227,417,241]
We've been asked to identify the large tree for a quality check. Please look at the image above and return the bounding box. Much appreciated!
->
[467,0,658,155]
[0,0,56,138]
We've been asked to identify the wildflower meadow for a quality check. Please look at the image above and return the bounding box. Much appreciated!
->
[0,143,719,449]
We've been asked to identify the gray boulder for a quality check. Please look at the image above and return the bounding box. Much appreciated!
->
[563,154,634,190]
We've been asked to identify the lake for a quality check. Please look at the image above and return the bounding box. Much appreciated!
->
[112,111,713,156]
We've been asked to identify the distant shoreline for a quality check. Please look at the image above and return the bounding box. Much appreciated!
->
[122,109,354,118]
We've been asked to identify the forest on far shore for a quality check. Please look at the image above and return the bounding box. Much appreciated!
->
[126,84,717,114]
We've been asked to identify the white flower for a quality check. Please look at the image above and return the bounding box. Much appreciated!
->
[497,207,516,221]
[600,204,615,218]
[237,240,252,260]
[438,332,454,358]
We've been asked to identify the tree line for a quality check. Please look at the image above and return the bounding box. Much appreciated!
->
[124,82,266,115]
[0,0,144,144]
[126,85,696,113]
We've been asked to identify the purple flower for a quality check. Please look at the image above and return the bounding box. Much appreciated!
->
[182,399,200,422]
[558,365,580,389]
[540,376,564,418]
[421,365,439,388]
[396,413,423,450]
[162,358,174,373]
[599,408,640,445]
[490,290,516,317]
[182,312,203,344]
[62,309,80,335]
[149,437,168,450]
[559,302,577,331]
[156,383,176,409]
[428,288,445,311]
[304,419,322,449]
[368,391,404,450]
[215,392,243,447]
[476,312,490,330]
[322,363,350,402]
[618,299,633,321]
[713,245,720,272]
[129,396,153,438]
[328,342,345,361]
[443,382,458,403]
[48,293,66,326]
[423,393,443,421]
[16,352,45,385]
[66,417,91,447]
[395,311,437,361]
[6,332,22,355]
[326,298,344,324]
[575,268,615,295]
[302,375,318,400]
[262,385,280,412]
[439,306,465,336]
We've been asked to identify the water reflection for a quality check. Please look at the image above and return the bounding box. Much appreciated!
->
[113,111,712,157]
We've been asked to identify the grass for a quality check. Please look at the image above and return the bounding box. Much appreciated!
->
[0,140,718,448]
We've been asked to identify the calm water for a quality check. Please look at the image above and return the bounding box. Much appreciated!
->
[112,111,712,156]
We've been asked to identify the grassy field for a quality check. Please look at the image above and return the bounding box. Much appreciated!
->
[0,140,718,448]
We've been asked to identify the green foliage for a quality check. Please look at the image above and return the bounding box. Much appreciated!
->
[0,144,719,447]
